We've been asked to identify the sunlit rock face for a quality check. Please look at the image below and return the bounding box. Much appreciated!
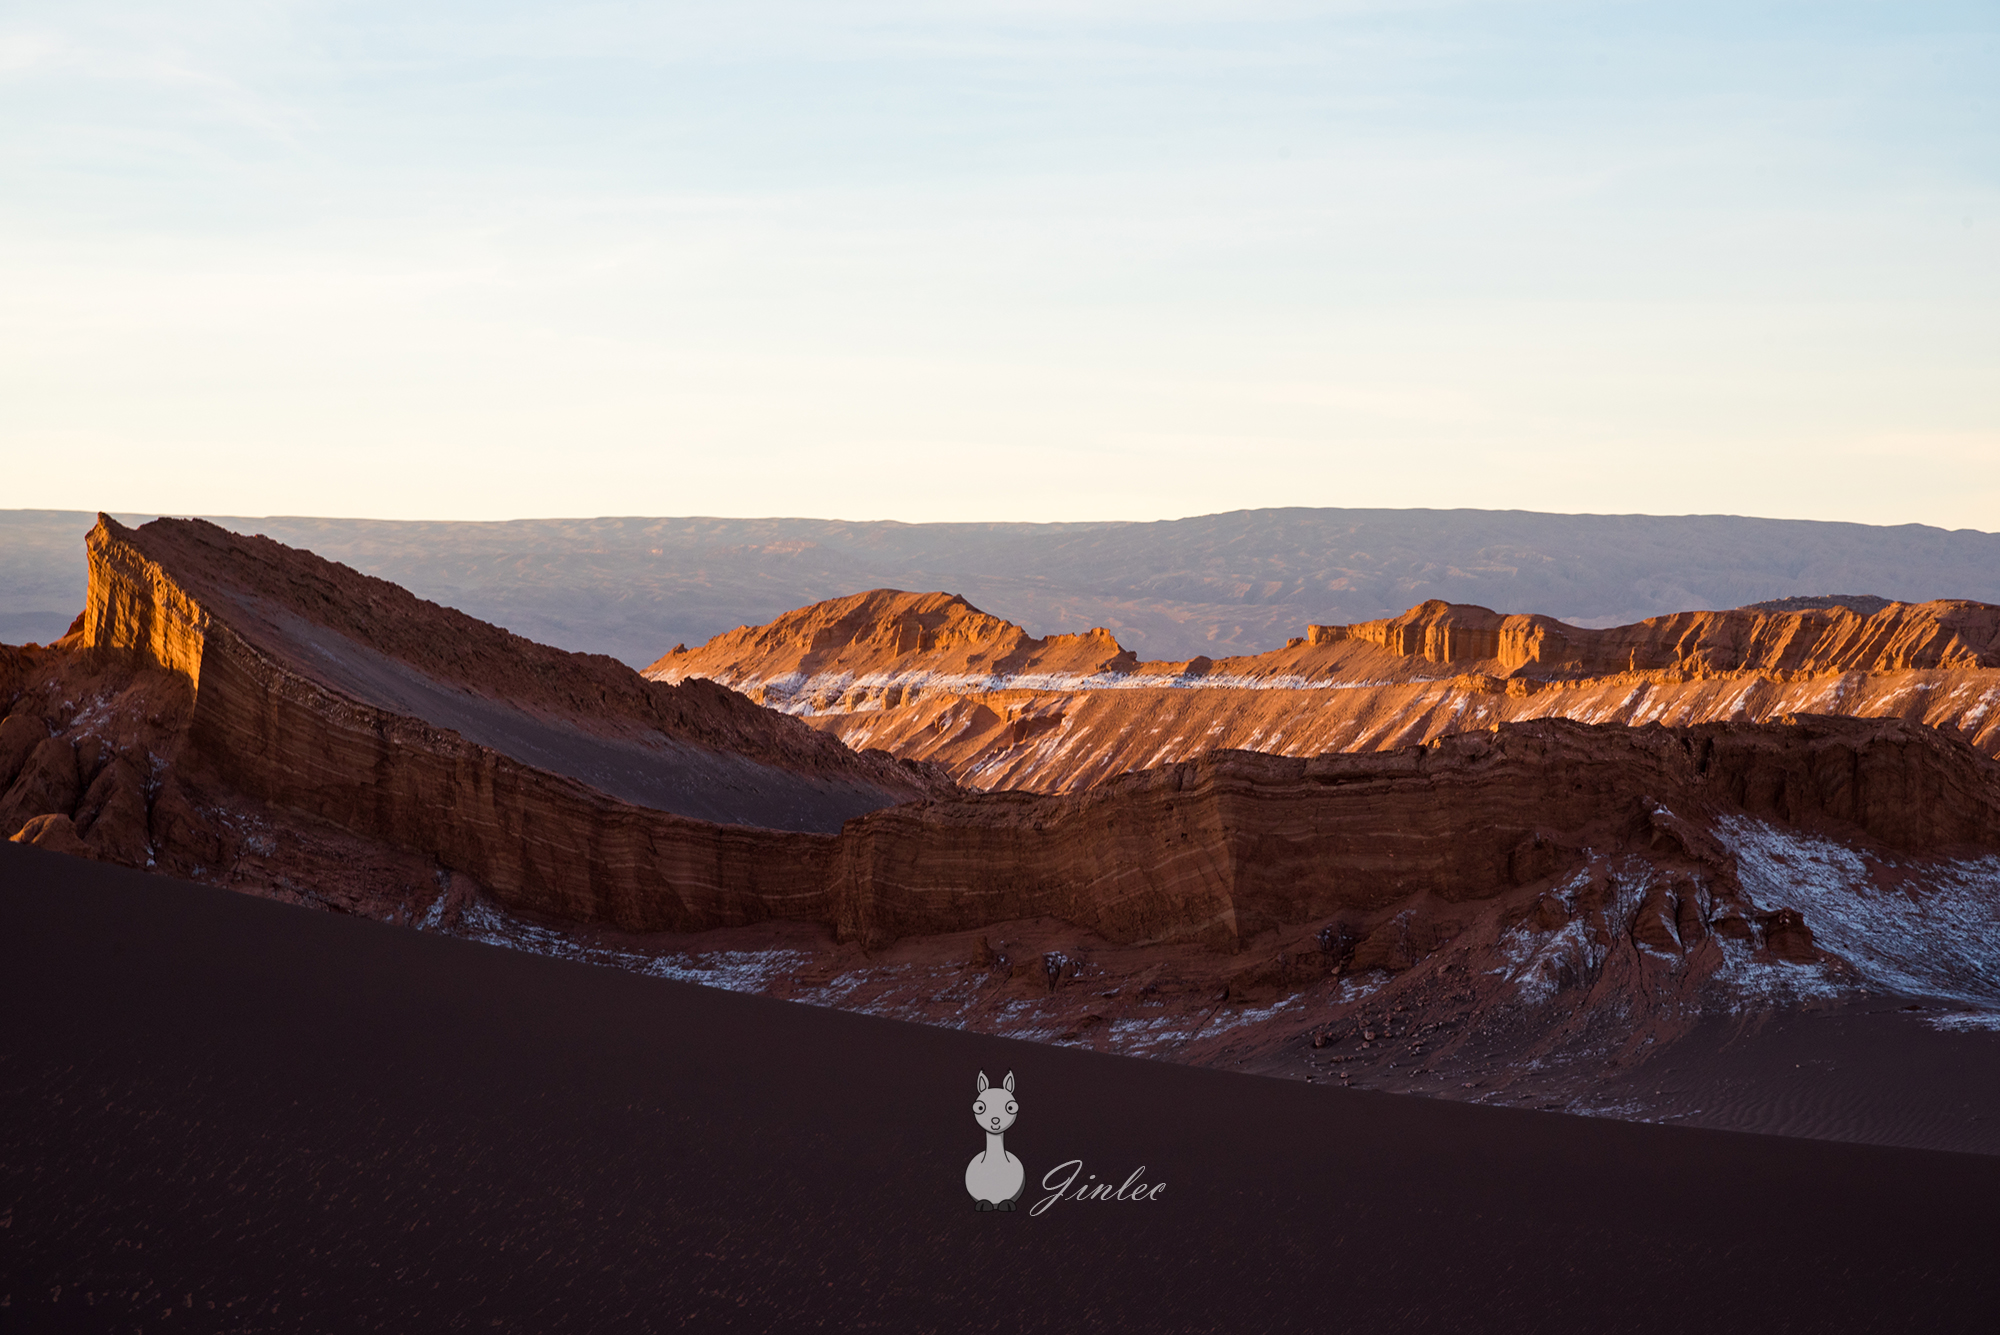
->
[649,590,2000,793]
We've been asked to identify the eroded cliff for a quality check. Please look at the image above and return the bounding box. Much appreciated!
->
[9,520,1998,964]
[648,591,2000,791]
[5,517,957,931]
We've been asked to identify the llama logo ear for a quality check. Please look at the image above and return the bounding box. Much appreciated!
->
[965,1068,1025,1212]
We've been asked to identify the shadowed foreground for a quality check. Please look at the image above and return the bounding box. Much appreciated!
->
[2,842,1997,1334]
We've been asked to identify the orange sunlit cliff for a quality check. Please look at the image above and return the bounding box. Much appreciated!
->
[645,590,2000,791]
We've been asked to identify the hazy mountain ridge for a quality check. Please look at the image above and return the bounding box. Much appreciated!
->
[6,508,2000,665]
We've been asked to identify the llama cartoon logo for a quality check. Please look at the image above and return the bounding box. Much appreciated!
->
[966,1071,1025,1211]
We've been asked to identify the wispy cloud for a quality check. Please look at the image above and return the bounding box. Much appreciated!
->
[0,0,1994,524]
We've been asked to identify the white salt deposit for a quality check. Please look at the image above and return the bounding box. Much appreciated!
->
[1715,816,2000,1007]
[453,902,809,994]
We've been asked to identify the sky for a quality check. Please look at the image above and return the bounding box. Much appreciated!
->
[1,1,1994,527]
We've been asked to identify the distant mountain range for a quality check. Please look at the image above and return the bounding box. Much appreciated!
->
[5,507,1999,665]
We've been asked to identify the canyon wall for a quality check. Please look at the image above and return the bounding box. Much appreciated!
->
[824,713,2000,949]
[6,521,1999,967]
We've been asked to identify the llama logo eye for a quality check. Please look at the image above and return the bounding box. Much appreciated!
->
[966,1071,1023,1213]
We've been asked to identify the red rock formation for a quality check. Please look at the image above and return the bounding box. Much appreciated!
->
[648,589,1138,715]
[15,519,2000,1128]
[5,519,1998,984]
[825,713,2000,950]
[0,736,80,837]
[651,592,2000,792]
[3,517,951,932]
[84,517,948,807]
[72,754,151,865]
[9,812,90,857]
[1309,597,2000,676]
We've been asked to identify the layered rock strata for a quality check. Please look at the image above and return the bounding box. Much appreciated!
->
[4,520,1997,967]
[823,712,2000,949]
[5,517,951,930]
[648,591,2000,792]
[84,516,946,829]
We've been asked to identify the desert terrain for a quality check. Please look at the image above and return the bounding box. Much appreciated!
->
[6,842,1999,1332]
[647,587,2000,792]
[7,510,2000,1327]
[0,513,1996,1159]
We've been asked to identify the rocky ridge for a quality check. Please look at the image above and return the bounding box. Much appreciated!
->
[5,517,953,931]
[647,591,2000,791]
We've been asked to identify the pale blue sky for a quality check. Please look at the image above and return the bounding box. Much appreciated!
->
[2,1,1994,525]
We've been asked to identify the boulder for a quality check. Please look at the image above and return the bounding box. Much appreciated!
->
[9,812,91,858]
[1758,908,1820,964]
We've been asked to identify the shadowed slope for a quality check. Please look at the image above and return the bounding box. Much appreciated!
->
[88,515,945,831]
[4,842,1998,1334]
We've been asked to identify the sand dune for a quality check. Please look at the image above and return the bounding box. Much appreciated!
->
[5,842,1998,1332]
